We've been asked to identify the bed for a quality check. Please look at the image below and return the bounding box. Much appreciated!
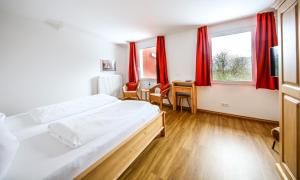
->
[3,95,166,180]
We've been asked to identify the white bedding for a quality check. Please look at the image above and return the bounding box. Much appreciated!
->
[4,100,160,180]
[30,94,118,123]
[49,101,157,148]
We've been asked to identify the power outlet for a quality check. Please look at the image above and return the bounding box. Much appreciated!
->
[221,103,230,107]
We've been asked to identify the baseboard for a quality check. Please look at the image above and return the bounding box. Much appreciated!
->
[162,103,279,125]
[197,109,279,125]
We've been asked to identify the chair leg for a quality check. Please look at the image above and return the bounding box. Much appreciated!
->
[180,97,183,112]
[176,97,178,110]
[167,97,172,106]
[272,140,276,150]
[177,97,180,111]
[160,100,163,110]
[186,97,191,111]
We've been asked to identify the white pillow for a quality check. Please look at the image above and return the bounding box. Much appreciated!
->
[0,113,5,122]
[0,120,19,179]
[30,94,119,123]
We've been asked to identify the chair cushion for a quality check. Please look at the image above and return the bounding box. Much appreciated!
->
[176,92,190,96]
[127,82,138,91]
[150,93,161,97]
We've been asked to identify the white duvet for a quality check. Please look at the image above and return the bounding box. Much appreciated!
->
[48,100,160,148]
[5,98,160,180]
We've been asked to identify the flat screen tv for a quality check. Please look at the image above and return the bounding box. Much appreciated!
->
[270,46,279,77]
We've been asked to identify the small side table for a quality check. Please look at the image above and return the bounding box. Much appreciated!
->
[141,88,150,101]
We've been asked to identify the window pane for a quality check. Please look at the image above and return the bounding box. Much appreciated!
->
[211,32,252,82]
[139,47,156,79]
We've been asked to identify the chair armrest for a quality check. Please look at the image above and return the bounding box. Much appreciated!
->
[149,84,160,93]
[161,87,170,97]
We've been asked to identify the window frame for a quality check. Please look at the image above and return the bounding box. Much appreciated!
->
[209,28,256,85]
[138,46,157,80]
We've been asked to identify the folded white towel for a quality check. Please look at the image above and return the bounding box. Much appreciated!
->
[48,101,159,148]
[30,94,118,123]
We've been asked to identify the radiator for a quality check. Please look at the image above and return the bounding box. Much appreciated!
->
[98,74,122,98]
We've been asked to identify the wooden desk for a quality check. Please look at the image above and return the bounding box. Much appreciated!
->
[172,81,197,114]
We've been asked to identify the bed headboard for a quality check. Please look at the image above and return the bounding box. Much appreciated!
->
[98,74,122,98]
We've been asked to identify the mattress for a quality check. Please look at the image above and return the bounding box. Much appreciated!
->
[4,100,160,180]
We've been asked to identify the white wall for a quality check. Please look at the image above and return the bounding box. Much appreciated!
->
[115,44,129,83]
[0,12,125,115]
[132,16,279,121]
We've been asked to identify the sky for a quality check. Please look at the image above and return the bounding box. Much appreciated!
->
[211,32,252,58]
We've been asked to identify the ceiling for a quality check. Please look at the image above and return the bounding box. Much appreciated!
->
[0,0,276,44]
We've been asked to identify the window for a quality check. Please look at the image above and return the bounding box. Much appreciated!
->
[139,47,157,79]
[211,32,253,82]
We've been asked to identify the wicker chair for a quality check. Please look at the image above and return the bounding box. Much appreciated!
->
[149,83,171,109]
[122,82,140,100]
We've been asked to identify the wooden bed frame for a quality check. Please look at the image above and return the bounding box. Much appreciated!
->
[74,111,166,180]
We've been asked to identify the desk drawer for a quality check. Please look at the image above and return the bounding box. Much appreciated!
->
[173,86,192,93]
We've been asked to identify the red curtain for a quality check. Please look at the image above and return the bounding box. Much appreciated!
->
[128,42,138,83]
[156,36,169,85]
[256,12,278,90]
[195,26,211,86]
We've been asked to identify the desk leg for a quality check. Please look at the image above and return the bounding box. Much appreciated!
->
[192,86,197,114]
[172,87,176,111]
[190,91,194,113]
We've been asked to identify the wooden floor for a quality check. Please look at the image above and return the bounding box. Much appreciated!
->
[119,107,280,180]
